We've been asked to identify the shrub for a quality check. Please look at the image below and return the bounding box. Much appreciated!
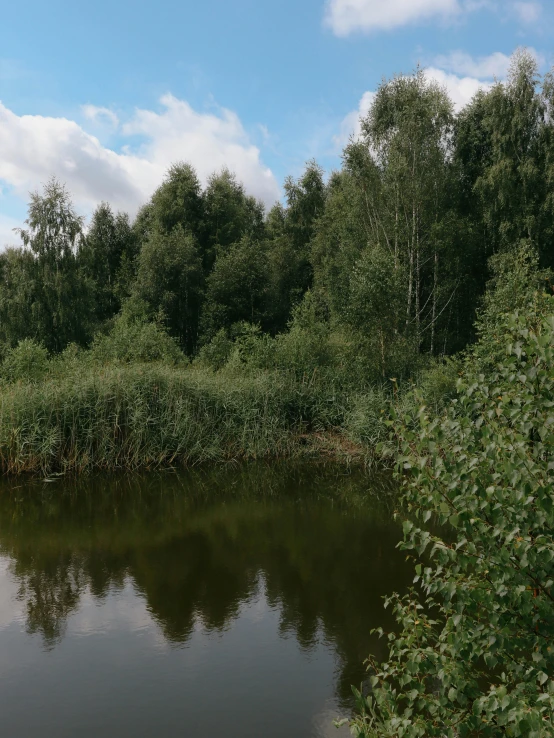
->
[348,306,554,737]
[1,339,49,382]
[194,329,234,370]
[415,357,461,414]
[90,316,183,364]
[344,388,389,448]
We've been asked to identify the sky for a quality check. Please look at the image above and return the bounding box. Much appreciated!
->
[1,0,553,248]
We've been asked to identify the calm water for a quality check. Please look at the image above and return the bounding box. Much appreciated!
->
[0,463,409,738]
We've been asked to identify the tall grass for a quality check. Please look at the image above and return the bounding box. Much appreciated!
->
[0,332,459,475]
[0,363,346,475]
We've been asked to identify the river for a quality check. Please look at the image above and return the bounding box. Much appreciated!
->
[0,462,410,737]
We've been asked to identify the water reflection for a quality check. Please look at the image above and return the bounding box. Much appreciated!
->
[0,463,410,737]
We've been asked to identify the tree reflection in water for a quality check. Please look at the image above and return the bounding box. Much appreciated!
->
[0,462,410,707]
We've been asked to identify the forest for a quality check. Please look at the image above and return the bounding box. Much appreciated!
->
[0,46,553,736]
[1,49,554,472]
[5,49,554,370]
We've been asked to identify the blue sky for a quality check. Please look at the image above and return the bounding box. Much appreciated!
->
[1,0,553,246]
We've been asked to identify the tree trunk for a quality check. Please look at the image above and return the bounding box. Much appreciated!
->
[431,250,438,355]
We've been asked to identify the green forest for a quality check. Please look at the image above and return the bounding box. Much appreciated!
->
[6,50,554,369]
[1,48,554,734]
[2,49,554,472]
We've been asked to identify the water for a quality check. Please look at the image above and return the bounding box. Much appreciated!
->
[0,462,410,738]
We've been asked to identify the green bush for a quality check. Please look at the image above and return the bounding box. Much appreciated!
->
[415,357,461,413]
[90,316,184,364]
[195,329,234,370]
[344,388,389,448]
[1,339,50,383]
[348,306,554,737]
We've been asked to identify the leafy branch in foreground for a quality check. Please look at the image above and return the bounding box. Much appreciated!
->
[348,307,554,737]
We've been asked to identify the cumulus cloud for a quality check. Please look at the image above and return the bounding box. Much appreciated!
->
[333,91,375,149]
[512,1,542,23]
[0,95,280,221]
[82,105,119,128]
[433,50,511,79]
[324,0,461,35]
[0,214,22,250]
[425,67,492,111]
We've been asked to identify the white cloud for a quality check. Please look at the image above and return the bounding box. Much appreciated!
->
[324,0,461,35]
[0,214,22,250]
[82,104,119,128]
[0,95,280,221]
[512,1,541,23]
[433,50,511,79]
[425,68,492,111]
[334,91,375,149]
[335,62,494,147]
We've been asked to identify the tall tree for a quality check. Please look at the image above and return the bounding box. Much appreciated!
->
[0,248,37,348]
[14,178,93,351]
[132,225,204,353]
[345,69,459,354]
[200,237,269,341]
[203,169,265,265]
[82,203,136,324]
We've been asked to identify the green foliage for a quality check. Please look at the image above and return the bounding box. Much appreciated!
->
[473,241,552,370]
[0,363,320,475]
[9,178,93,352]
[348,306,554,737]
[414,357,461,414]
[203,168,265,259]
[1,339,49,383]
[344,388,389,448]
[132,224,204,352]
[149,162,204,239]
[200,237,269,341]
[272,291,334,379]
[194,329,234,370]
[81,203,137,324]
[90,315,183,365]
[0,247,38,347]
[347,245,407,376]
[225,322,276,370]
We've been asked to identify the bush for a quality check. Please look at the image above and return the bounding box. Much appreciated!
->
[194,329,234,370]
[415,357,460,414]
[1,340,49,382]
[90,316,184,364]
[344,388,389,448]
[348,306,554,737]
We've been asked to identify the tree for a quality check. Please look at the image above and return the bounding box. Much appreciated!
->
[81,203,136,324]
[203,169,265,265]
[132,225,204,353]
[349,305,554,737]
[456,51,554,271]
[345,69,458,354]
[283,160,326,250]
[14,178,93,351]
[149,162,204,239]
[282,160,326,294]
[200,237,269,341]
[347,245,407,376]
[0,247,37,347]
[311,169,372,322]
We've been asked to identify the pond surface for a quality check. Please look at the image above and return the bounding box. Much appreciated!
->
[0,462,409,738]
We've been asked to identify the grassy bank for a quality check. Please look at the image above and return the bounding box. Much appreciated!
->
[0,361,374,475]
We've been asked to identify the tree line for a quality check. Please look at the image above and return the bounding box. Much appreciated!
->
[1,49,553,379]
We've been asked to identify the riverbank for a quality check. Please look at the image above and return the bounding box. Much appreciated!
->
[0,361,393,475]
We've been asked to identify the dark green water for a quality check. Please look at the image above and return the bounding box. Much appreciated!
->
[0,463,409,738]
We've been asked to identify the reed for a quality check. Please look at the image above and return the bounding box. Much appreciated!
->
[0,363,344,475]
